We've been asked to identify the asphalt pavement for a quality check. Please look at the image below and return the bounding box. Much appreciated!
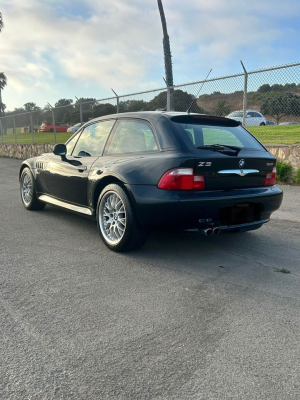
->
[0,157,299,400]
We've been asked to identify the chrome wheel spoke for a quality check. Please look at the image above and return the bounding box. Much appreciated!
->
[99,191,127,245]
[118,217,126,226]
[21,172,33,206]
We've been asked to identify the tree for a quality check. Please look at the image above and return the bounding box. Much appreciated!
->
[213,100,231,116]
[271,84,283,92]
[55,98,73,107]
[75,97,96,105]
[24,102,41,112]
[257,84,271,93]
[0,72,7,117]
[0,12,3,32]
[92,103,116,118]
[119,100,148,112]
[146,89,205,113]
[0,102,6,115]
[157,0,174,108]
[261,92,300,124]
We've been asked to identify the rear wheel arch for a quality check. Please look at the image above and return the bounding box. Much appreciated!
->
[96,182,149,252]
[93,176,126,211]
[92,176,142,226]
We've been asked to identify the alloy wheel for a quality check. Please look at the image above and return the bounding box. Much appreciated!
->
[21,172,33,206]
[99,191,126,245]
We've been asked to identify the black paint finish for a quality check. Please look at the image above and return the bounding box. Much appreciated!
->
[20,112,283,232]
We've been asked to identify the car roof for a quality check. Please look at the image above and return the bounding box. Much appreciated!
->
[86,111,236,124]
[229,109,262,113]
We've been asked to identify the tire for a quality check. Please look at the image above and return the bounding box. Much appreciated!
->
[259,122,266,126]
[20,167,46,210]
[96,183,149,252]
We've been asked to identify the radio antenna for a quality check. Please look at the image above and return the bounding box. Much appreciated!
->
[186,68,212,114]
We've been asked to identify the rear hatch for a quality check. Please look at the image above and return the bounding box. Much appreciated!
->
[170,115,275,190]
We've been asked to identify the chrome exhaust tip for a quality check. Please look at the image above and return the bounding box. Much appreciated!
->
[213,227,220,235]
[202,228,213,236]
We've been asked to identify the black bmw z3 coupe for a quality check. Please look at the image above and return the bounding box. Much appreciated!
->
[19,112,283,252]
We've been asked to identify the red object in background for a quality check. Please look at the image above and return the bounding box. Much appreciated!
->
[40,121,69,132]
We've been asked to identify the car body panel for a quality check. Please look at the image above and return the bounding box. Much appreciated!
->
[126,184,282,230]
[20,112,283,234]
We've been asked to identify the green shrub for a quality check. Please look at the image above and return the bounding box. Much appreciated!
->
[294,169,300,184]
[276,161,293,182]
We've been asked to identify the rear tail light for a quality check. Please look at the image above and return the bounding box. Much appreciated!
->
[264,166,276,186]
[158,168,205,190]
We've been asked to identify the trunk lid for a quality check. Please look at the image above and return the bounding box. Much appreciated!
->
[192,149,274,190]
[169,114,276,190]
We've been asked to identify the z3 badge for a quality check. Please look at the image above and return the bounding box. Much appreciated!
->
[198,162,212,167]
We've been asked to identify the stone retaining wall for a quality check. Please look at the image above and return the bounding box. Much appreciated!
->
[0,143,300,169]
[0,143,54,160]
[265,145,300,169]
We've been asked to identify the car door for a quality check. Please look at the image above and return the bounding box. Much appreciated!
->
[46,119,116,206]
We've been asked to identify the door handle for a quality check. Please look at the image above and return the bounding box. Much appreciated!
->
[77,166,87,172]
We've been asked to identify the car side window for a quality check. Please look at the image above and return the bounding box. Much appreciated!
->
[72,120,115,157]
[106,120,158,155]
[66,132,80,155]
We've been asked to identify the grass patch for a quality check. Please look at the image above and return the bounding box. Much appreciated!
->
[274,268,291,274]
[1,124,300,146]
[1,127,72,144]
[248,124,300,145]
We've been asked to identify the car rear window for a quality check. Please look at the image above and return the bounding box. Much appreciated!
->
[171,116,263,150]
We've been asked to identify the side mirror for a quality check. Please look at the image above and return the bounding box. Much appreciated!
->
[246,114,251,118]
[53,144,67,157]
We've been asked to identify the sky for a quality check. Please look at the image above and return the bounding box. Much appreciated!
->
[0,0,300,110]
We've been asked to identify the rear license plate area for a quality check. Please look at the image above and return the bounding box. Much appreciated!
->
[220,203,260,226]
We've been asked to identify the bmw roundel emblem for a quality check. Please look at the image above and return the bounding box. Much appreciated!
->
[239,159,245,168]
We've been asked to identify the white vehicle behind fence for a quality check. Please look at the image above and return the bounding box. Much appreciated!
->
[67,122,82,133]
[226,110,267,126]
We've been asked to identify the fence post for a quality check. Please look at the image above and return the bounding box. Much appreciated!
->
[48,103,57,144]
[13,117,17,144]
[240,60,248,127]
[30,112,34,144]
[111,89,119,113]
[0,119,3,143]
[79,103,83,124]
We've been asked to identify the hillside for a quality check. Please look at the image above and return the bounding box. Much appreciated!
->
[197,84,300,123]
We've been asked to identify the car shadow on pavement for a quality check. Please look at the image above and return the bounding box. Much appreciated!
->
[41,205,293,281]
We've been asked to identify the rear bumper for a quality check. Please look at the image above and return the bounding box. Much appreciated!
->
[126,184,283,230]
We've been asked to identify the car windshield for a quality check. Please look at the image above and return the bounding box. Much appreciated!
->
[172,120,263,150]
[228,111,243,117]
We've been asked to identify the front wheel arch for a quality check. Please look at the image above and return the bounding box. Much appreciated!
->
[19,163,34,180]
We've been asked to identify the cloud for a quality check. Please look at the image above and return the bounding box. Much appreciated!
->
[0,0,299,109]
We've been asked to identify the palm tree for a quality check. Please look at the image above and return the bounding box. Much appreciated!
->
[157,0,173,88]
[0,72,7,117]
[157,1,174,110]
[0,12,3,32]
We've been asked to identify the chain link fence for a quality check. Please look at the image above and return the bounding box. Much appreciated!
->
[1,62,300,145]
